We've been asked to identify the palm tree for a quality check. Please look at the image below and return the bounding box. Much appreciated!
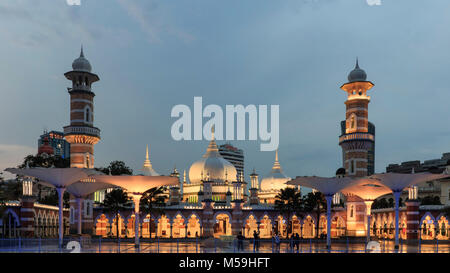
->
[302,191,326,239]
[274,187,302,238]
[102,188,131,240]
[140,186,167,239]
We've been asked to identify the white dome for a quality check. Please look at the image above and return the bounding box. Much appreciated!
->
[188,129,237,184]
[260,150,291,191]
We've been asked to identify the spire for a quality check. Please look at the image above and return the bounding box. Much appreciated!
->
[204,125,220,157]
[183,170,186,183]
[142,144,159,176]
[80,45,84,58]
[272,149,282,171]
[355,57,359,69]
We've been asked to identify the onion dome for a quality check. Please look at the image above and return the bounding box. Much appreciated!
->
[260,150,291,191]
[189,127,237,184]
[347,58,367,83]
[72,46,92,72]
[38,137,54,156]
[141,145,159,176]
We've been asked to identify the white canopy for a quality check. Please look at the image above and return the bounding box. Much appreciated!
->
[66,181,114,198]
[91,175,179,194]
[286,176,356,196]
[340,178,391,201]
[370,172,450,192]
[5,167,100,188]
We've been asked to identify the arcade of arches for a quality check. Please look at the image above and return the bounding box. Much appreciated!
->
[93,210,449,241]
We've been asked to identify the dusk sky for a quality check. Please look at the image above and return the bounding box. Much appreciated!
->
[1,0,450,180]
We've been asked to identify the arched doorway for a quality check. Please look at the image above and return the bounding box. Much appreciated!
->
[290,215,301,237]
[111,214,125,238]
[437,215,449,240]
[302,215,315,238]
[172,214,186,238]
[157,215,171,238]
[214,213,232,238]
[187,214,201,238]
[331,216,345,238]
[421,215,435,240]
[259,215,272,238]
[274,216,286,237]
[1,211,19,238]
[142,214,156,238]
[95,214,110,237]
[244,215,258,238]
[318,215,327,238]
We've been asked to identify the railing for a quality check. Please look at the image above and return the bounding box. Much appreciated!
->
[63,126,100,137]
[339,132,374,143]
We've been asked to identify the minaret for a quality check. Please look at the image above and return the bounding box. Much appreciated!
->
[249,169,259,205]
[338,59,376,177]
[63,47,100,168]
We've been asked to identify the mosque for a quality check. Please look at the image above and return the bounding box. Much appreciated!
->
[1,49,449,242]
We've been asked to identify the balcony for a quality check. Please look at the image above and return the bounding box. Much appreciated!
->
[64,126,101,138]
[339,132,374,144]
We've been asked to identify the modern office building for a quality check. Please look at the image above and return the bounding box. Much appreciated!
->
[38,131,71,159]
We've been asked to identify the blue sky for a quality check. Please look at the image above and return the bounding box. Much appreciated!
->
[1,0,450,180]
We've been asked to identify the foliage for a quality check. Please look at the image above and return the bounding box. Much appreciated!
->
[302,191,326,237]
[419,195,441,206]
[95,161,133,175]
[18,154,70,169]
[102,188,131,239]
[140,186,167,238]
[38,189,71,208]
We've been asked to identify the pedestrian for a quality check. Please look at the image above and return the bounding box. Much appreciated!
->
[237,231,244,251]
[274,233,281,253]
[294,233,300,252]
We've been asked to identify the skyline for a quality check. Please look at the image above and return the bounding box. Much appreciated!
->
[2,0,450,180]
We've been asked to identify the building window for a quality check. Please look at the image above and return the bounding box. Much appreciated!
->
[85,108,90,122]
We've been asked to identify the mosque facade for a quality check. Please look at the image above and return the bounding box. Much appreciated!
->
[1,52,449,242]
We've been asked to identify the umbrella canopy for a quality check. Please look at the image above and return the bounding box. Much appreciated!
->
[287,176,356,196]
[340,178,391,201]
[66,181,114,198]
[370,172,450,192]
[91,175,179,194]
[5,167,100,188]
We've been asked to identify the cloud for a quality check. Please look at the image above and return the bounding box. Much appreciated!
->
[117,0,195,43]
[367,0,382,6]
[0,144,35,179]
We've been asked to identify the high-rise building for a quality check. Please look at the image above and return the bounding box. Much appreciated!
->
[338,59,376,177]
[38,131,70,159]
[63,47,101,168]
[218,144,244,177]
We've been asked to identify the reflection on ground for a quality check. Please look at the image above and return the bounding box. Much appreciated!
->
[0,238,448,253]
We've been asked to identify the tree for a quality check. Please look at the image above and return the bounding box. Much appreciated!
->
[102,188,131,240]
[420,195,441,206]
[39,189,71,208]
[97,161,133,176]
[274,188,302,238]
[140,186,167,239]
[18,154,70,169]
[302,191,326,239]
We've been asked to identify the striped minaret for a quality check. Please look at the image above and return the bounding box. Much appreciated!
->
[338,59,375,177]
[63,47,101,168]
[339,59,376,237]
